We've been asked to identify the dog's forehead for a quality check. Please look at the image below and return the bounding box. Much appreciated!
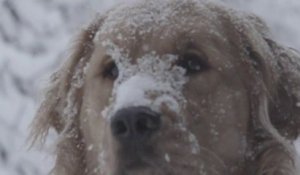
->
[92,1,234,61]
[94,0,226,49]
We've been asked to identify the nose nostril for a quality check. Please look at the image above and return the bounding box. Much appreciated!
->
[111,107,161,142]
[136,116,159,135]
[112,120,128,136]
[136,117,149,135]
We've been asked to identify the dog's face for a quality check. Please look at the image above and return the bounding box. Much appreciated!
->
[80,2,252,174]
[30,1,300,175]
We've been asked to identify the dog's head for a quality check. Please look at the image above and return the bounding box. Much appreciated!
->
[30,0,300,175]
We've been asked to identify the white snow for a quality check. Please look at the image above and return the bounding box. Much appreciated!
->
[87,144,94,151]
[98,41,187,119]
[114,75,165,110]
[0,0,109,174]
[223,0,300,51]
[164,153,171,162]
[188,132,201,154]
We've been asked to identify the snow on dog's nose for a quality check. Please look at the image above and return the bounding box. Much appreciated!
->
[113,74,181,113]
[100,41,188,121]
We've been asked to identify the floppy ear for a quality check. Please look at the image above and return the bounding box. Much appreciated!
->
[29,18,103,146]
[250,41,300,174]
[266,38,300,140]
[234,14,300,174]
[235,13,300,140]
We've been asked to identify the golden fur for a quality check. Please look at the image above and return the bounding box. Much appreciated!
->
[30,1,300,175]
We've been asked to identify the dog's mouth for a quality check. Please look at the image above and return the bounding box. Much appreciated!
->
[120,147,155,167]
[114,145,167,175]
[112,147,230,175]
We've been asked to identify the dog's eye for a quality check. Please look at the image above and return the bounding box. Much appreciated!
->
[102,61,119,79]
[178,52,210,75]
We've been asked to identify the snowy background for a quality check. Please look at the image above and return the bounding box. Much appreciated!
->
[0,0,300,174]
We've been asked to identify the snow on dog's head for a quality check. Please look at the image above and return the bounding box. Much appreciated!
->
[30,0,300,175]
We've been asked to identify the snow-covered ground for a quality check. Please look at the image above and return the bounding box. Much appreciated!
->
[0,0,299,174]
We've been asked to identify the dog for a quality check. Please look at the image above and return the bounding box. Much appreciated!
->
[30,0,300,175]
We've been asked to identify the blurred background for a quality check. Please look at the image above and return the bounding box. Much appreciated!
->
[0,0,300,174]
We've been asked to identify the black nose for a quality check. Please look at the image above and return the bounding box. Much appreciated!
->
[110,106,161,143]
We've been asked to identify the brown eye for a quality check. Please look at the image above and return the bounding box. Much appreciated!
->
[178,51,210,75]
[102,61,119,79]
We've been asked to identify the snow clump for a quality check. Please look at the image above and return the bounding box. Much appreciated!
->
[100,40,187,120]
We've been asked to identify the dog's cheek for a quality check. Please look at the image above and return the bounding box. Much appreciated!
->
[80,96,117,174]
[183,83,250,159]
[78,76,115,167]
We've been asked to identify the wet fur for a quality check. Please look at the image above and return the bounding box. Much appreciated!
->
[30,1,300,175]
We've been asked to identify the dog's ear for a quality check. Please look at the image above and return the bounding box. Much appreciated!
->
[229,12,300,140]
[265,38,300,140]
[239,13,300,140]
[29,18,103,146]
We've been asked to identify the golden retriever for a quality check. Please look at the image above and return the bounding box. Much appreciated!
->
[30,0,300,175]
